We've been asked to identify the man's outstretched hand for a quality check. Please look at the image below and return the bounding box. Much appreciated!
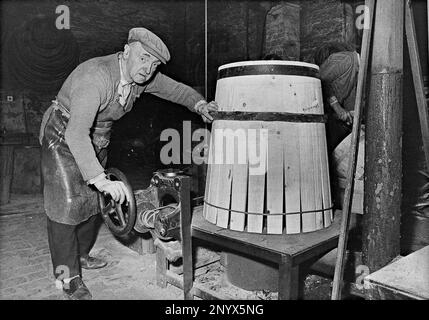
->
[194,100,219,123]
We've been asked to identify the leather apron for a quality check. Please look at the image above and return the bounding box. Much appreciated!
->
[39,92,136,225]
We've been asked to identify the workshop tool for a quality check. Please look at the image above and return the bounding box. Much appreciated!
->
[331,0,375,300]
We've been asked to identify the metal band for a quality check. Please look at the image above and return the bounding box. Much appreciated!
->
[204,200,334,216]
[212,111,327,123]
[218,64,320,80]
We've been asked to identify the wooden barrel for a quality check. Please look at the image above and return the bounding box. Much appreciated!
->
[203,61,333,235]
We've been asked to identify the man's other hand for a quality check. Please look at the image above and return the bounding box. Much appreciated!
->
[337,110,354,126]
[94,178,131,205]
[195,100,219,123]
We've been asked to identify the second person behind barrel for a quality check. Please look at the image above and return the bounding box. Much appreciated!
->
[314,41,360,152]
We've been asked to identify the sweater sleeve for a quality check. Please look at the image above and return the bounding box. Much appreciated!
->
[64,67,109,181]
[144,72,205,111]
[320,52,357,104]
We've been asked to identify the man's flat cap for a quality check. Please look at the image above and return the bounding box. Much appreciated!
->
[128,27,170,64]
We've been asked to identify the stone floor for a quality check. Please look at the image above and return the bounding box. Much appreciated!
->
[0,164,184,300]
[0,209,184,300]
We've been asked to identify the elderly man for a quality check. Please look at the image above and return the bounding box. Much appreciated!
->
[39,27,218,300]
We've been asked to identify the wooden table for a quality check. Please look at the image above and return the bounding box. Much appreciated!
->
[364,245,429,300]
[157,205,344,300]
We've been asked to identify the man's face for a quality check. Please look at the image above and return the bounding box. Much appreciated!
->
[123,42,161,84]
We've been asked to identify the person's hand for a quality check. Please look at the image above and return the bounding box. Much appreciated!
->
[194,100,219,123]
[336,109,354,126]
[344,110,354,126]
[94,177,132,205]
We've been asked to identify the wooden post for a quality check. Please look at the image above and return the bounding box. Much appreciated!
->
[362,0,404,272]
[0,145,14,205]
[405,0,429,171]
[332,0,375,300]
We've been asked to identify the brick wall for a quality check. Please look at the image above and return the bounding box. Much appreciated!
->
[0,0,173,90]
[0,0,193,135]
[205,0,272,99]
[264,2,300,60]
[300,0,357,62]
[261,0,359,62]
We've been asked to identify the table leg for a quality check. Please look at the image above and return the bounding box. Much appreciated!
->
[181,178,194,300]
[142,234,156,254]
[278,256,299,300]
[156,247,168,288]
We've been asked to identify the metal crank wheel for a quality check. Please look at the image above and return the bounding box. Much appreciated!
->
[98,168,136,237]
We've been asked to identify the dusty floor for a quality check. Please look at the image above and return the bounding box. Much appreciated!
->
[0,208,184,300]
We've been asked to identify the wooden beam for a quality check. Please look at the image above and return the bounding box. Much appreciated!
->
[331,0,375,300]
[405,0,429,171]
[363,0,404,273]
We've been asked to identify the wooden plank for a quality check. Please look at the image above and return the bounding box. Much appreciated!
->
[319,123,333,226]
[312,121,324,230]
[306,90,325,231]
[266,122,284,234]
[210,120,229,226]
[247,121,267,233]
[215,121,234,228]
[299,122,316,232]
[229,121,248,232]
[204,121,220,224]
[405,0,429,171]
[203,122,214,220]
[333,0,376,300]
[314,81,333,226]
[283,122,301,234]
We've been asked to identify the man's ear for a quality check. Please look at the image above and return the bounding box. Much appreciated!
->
[123,44,130,59]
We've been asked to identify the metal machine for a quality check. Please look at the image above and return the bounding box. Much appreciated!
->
[98,167,191,246]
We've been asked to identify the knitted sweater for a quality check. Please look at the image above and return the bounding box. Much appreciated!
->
[319,51,360,112]
[55,52,204,181]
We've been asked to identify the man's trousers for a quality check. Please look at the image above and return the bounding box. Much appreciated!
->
[47,214,101,279]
